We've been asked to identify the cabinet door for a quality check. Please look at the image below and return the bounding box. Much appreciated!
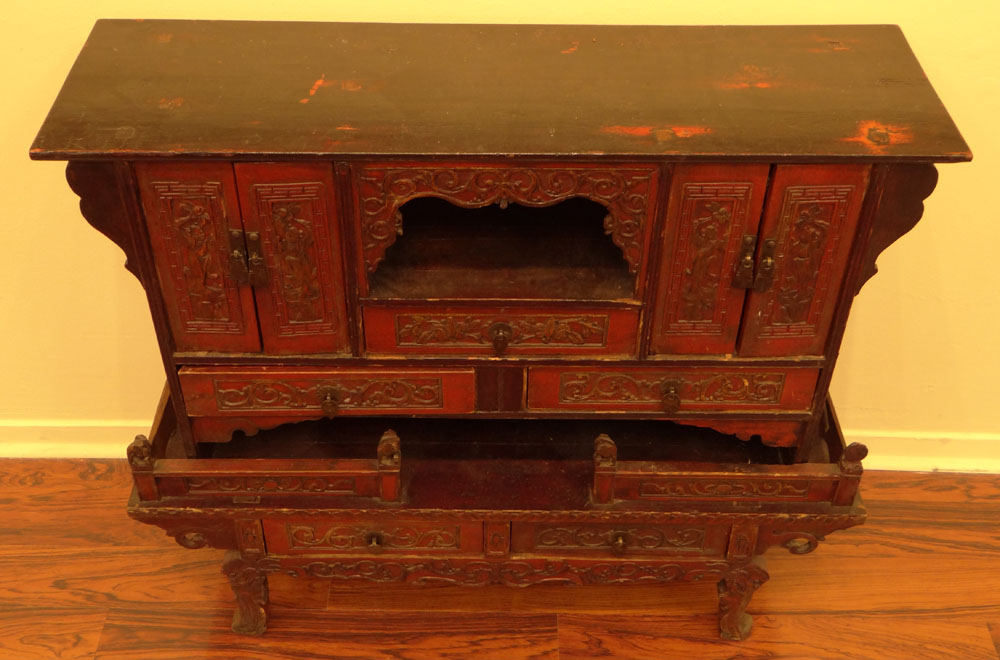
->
[739,165,870,357]
[235,163,351,355]
[649,164,770,355]
[136,162,261,353]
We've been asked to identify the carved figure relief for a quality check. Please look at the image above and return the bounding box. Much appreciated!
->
[660,182,757,337]
[775,203,831,323]
[680,200,732,321]
[356,165,656,278]
[758,185,855,337]
[251,181,346,339]
[395,314,609,347]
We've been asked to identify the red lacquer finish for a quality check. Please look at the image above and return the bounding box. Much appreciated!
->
[135,162,261,353]
[525,366,818,414]
[179,367,477,418]
[35,21,970,641]
[235,163,351,355]
[362,304,640,357]
[650,164,769,355]
[739,165,871,357]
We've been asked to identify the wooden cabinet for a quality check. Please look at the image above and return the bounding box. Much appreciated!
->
[34,20,969,641]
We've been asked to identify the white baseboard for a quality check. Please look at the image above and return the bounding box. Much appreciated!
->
[0,421,149,458]
[2,423,998,472]
[844,429,1000,473]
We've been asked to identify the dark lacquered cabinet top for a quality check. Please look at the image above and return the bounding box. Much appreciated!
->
[31,20,970,162]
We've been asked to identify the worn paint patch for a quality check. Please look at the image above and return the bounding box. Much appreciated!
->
[561,41,579,54]
[843,120,913,152]
[600,125,712,141]
[300,75,366,103]
[336,125,358,131]
[807,36,853,53]
[716,65,776,90]
[158,97,184,110]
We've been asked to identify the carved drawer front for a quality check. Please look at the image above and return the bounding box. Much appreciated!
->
[263,518,484,555]
[179,367,476,416]
[363,305,640,357]
[510,523,729,558]
[526,366,818,413]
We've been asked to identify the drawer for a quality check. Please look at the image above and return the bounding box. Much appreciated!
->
[510,522,729,558]
[362,304,639,357]
[179,367,476,416]
[263,518,484,555]
[526,366,818,413]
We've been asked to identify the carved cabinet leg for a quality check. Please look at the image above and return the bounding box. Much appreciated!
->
[222,550,270,636]
[717,556,769,641]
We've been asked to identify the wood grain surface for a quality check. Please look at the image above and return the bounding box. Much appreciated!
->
[1,458,998,659]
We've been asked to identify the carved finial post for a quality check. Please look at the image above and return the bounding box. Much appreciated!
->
[592,434,618,504]
[377,429,402,502]
[127,434,160,501]
[833,442,868,505]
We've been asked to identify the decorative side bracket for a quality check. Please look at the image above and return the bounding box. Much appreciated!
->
[65,161,143,283]
[856,163,938,293]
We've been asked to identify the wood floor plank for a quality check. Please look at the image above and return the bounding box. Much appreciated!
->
[0,459,164,547]
[862,471,1000,505]
[558,613,1000,660]
[0,606,106,660]
[0,546,229,609]
[95,607,558,660]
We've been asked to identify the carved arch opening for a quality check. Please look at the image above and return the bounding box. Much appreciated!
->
[354,164,659,297]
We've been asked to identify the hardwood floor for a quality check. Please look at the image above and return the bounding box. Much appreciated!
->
[1,459,998,659]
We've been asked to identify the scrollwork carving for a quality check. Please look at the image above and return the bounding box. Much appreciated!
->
[534,526,705,551]
[638,479,811,500]
[395,314,609,347]
[559,372,785,405]
[356,165,655,276]
[213,378,443,411]
[287,524,461,550]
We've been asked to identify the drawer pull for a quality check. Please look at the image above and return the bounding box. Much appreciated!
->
[488,322,513,357]
[365,532,385,554]
[661,380,682,414]
[611,533,627,556]
[319,390,340,417]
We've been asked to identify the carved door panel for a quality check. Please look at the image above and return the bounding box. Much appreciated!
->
[135,162,261,353]
[739,165,871,357]
[235,163,350,355]
[649,164,770,355]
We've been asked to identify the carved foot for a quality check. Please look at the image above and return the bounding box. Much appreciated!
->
[717,556,769,641]
[222,550,269,636]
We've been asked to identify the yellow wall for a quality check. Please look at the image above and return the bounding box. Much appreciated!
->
[2,1,998,469]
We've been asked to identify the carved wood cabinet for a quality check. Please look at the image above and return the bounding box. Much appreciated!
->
[33,21,970,640]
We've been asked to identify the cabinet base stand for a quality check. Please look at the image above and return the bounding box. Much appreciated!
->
[128,399,864,641]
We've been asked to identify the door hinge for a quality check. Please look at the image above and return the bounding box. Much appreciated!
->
[227,229,267,287]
